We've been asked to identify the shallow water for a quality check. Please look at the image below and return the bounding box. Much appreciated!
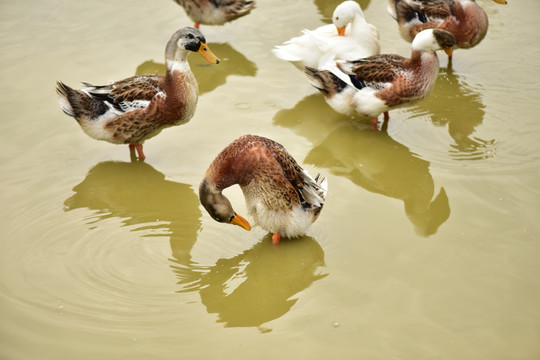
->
[1,0,539,359]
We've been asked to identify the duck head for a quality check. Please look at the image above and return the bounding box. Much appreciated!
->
[166,27,220,64]
[199,177,251,231]
[333,1,363,36]
[412,29,456,56]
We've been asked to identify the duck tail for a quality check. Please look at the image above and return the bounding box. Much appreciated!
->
[228,0,256,19]
[387,0,399,20]
[300,170,327,208]
[55,81,109,122]
[304,66,348,99]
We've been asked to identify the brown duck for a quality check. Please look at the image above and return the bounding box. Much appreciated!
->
[56,27,219,160]
[387,0,507,60]
[199,135,328,244]
[173,0,255,29]
[305,29,455,129]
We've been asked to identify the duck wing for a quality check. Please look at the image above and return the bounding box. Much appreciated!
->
[407,0,456,21]
[83,75,164,113]
[339,54,409,85]
[268,141,326,208]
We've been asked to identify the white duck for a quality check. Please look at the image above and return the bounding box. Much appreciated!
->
[272,1,380,70]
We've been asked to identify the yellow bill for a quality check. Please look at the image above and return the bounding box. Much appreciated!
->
[198,42,220,64]
[492,0,507,4]
[229,212,251,231]
[336,26,346,36]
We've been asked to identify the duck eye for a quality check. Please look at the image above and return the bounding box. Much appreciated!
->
[187,33,194,40]
[229,215,235,222]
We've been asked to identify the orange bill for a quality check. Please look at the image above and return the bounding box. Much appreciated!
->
[336,26,346,36]
[444,48,453,57]
[492,0,507,4]
[198,42,220,64]
[229,212,251,231]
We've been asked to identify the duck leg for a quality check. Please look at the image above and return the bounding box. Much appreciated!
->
[370,117,379,130]
[272,232,281,244]
[129,144,146,161]
[193,22,200,29]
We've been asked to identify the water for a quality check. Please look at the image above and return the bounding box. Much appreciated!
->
[1,0,539,359]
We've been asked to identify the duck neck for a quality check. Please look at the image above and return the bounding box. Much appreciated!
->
[166,47,191,73]
[205,149,257,191]
[349,13,368,35]
[410,49,439,70]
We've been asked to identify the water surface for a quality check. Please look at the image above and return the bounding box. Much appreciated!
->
[1,0,539,359]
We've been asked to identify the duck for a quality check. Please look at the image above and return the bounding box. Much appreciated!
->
[272,0,380,70]
[387,0,507,60]
[172,0,256,29]
[56,27,220,161]
[305,29,456,129]
[199,134,328,244]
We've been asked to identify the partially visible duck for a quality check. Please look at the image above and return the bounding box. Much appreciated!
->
[387,0,507,60]
[272,0,380,70]
[305,29,455,129]
[199,135,328,244]
[173,0,255,29]
[56,27,220,160]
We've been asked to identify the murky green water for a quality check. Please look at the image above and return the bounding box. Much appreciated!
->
[1,0,539,359]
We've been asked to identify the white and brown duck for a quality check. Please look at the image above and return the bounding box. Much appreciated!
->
[305,28,456,129]
[387,0,507,60]
[173,0,255,29]
[56,27,220,160]
[199,135,328,244]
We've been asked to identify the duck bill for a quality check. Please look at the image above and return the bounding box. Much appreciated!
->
[336,26,346,36]
[229,212,251,231]
[197,42,220,64]
[492,0,507,4]
[444,48,453,57]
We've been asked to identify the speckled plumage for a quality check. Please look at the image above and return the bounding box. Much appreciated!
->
[173,0,255,28]
[305,29,456,128]
[56,27,220,160]
[387,0,507,57]
[199,135,327,243]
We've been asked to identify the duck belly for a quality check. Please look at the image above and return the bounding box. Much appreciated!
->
[351,88,388,118]
[79,109,124,144]
[245,197,314,239]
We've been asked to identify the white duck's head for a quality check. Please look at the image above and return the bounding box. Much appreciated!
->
[332,1,364,36]
[412,29,456,55]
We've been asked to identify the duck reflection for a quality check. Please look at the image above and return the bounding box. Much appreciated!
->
[413,67,493,159]
[274,94,450,236]
[314,0,371,22]
[135,42,257,96]
[64,161,201,263]
[171,235,327,330]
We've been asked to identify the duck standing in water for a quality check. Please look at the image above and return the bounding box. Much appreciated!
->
[199,135,328,244]
[172,0,255,29]
[273,0,380,70]
[305,29,455,129]
[56,27,220,161]
[387,0,507,60]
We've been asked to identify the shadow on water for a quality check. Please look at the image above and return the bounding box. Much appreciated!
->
[63,161,201,264]
[413,66,494,160]
[314,0,371,23]
[64,162,326,330]
[170,235,327,331]
[274,94,450,236]
[135,42,257,96]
